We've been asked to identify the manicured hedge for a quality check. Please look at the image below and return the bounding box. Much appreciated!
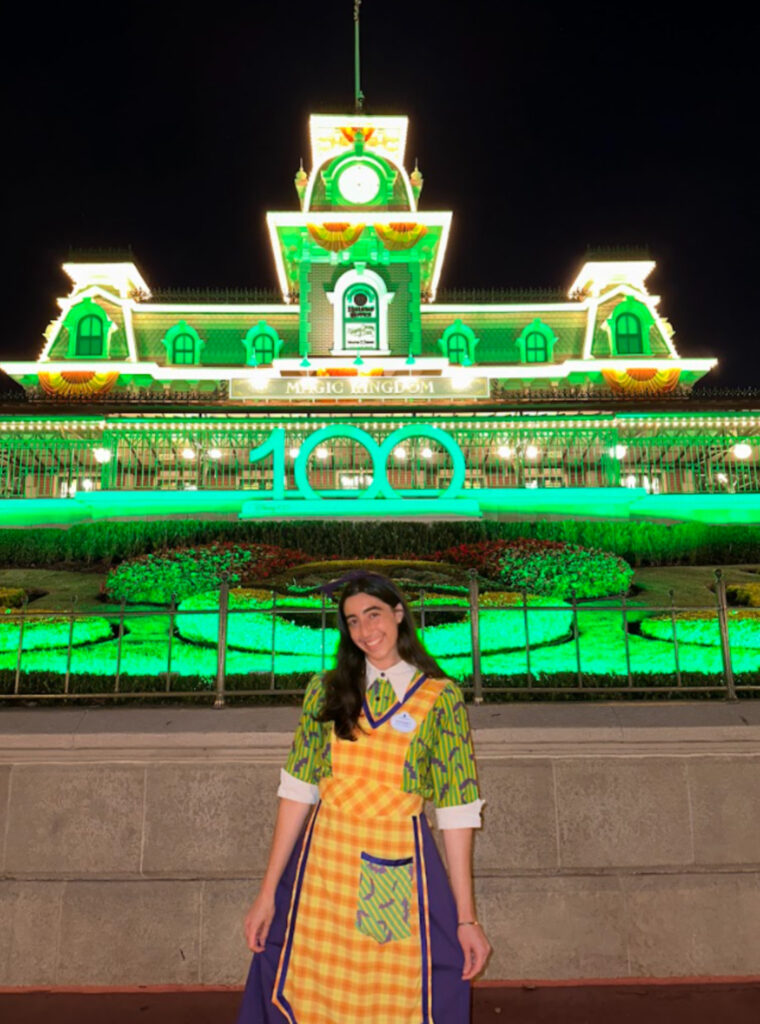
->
[106,543,311,604]
[0,613,113,653]
[1,519,759,569]
[436,540,633,599]
[639,609,760,649]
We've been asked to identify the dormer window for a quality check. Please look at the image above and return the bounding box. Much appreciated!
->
[437,320,478,366]
[516,319,557,365]
[604,297,654,357]
[76,315,105,357]
[62,297,115,360]
[241,321,284,366]
[251,333,275,365]
[445,332,471,365]
[160,321,204,366]
[524,332,548,363]
[615,313,643,354]
[172,333,198,365]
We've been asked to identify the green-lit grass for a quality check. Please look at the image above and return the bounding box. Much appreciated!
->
[1,609,757,691]
[0,614,113,653]
[174,590,573,655]
[640,609,760,649]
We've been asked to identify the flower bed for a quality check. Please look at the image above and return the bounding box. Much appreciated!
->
[0,612,113,652]
[436,539,633,599]
[639,609,760,649]
[106,543,312,604]
[175,588,572,655]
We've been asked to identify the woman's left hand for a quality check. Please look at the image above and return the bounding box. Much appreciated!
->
[458,922,491,980]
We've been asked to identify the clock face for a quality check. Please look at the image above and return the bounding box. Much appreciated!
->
[337,162,382,204]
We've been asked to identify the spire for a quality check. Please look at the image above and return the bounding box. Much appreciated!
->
[294,158,308,208]
[410,159,424,201]
[354,1,365,113]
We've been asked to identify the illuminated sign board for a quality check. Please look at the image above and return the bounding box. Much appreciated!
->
[229,376,489,400]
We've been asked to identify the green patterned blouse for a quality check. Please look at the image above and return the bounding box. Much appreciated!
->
[284,673,480,808]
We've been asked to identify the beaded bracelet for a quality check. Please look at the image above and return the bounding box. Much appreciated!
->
[457,920,479,927]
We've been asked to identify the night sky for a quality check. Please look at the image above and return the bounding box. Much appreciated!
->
[5,1,756,385]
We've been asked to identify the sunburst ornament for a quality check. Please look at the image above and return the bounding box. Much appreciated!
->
[38,371,119,398]
[602,368,681,396]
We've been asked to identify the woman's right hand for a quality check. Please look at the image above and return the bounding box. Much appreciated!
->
[243,888,276,953]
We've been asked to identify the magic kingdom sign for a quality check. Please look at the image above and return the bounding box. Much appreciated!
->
[229,375,490,401]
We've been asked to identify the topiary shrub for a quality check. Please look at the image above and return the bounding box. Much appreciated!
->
[0,611,113,652]
[106,543,312,604]
[0,587,26,609]
[640,609,760,649]
[436,539,633,598]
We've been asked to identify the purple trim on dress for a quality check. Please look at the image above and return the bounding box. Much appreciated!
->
[362,673,427,729]
[273,802,320,1024]
[413,816,431,1024]
[360,851,414,868]
[419,815,472,1024]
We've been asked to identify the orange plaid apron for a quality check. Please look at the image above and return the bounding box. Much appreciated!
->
[273,673,446,1024]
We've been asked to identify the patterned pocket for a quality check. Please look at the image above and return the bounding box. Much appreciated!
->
[356,852,414,944]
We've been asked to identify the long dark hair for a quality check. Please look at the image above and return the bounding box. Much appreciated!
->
[319,571,445,741]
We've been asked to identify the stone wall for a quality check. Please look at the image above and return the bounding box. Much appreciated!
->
[1,703,759,986]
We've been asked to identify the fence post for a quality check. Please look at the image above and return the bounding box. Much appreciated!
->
[270,589,277,691]
[14,597,28,696]
[621,590,633,687]
[64,595,76,696]
[714,569,737,701]
[467,570,483,704]
[320,591,327,673]
[214,579,229,709]
[521,588,532,687]
[114,599,126,694]
[419,588,426,640]
[570,589,583,688]
[669,588,682,688]
[165,594,176,692]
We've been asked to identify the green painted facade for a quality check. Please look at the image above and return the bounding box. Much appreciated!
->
[3,113,715,401]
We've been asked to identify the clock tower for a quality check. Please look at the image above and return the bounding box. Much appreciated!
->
[267,113,452,364]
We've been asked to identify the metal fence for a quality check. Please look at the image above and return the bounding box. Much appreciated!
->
[1,571,757,704]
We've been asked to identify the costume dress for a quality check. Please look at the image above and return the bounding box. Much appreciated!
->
[236,665,482,1024]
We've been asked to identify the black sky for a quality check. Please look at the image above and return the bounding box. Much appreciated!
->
[5,1,757,384]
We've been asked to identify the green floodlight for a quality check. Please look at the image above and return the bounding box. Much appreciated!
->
[353,353,365,366]
[299,355,311,369]
[405,352,416,366]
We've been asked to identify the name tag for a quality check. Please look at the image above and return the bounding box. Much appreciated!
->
[390,711,417,734]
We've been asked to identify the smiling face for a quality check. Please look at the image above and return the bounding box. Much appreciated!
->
[342,591,405,670]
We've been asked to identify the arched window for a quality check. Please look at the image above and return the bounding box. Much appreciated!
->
[343,283,379,350]
[251,333,275,365]
[76,315,104,357]
[446,332,471,365]
[172,333,197,365]
[524,331,548,363]
[616,313,643,354]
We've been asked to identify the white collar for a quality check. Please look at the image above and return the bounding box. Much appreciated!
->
[365,658,418,702]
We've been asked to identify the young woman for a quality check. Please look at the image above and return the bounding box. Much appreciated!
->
[236,570,490,1024]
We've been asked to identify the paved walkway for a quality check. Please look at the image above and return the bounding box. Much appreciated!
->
[2,980,758,1023]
